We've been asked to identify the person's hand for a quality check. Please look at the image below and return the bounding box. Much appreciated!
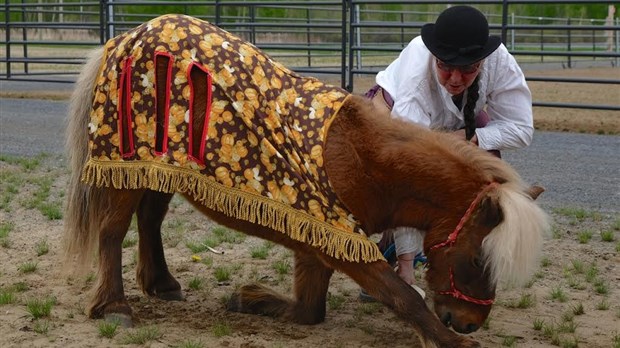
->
[450,129,478,146]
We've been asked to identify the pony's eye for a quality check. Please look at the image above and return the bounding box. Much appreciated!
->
[473,256,484,268]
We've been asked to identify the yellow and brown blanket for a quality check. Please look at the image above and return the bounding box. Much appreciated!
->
[83,14,382,263]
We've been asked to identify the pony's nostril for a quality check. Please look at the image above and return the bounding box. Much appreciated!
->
[440,312,452,326]
[465,323,480,333]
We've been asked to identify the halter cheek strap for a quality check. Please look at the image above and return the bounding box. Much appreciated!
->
[429,181,500,306]
[430,182,500,251]
[439,267,495,306]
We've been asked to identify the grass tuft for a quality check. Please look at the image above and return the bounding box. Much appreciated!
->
[120,326,162,345]
[98,319,120,338]
[211,321,232,337]
[26,296,56,319]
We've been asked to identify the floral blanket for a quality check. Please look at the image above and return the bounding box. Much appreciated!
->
[83,14,382,263]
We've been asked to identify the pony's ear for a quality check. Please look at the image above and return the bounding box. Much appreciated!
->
[478,193,504,229]
[526,185,545,200]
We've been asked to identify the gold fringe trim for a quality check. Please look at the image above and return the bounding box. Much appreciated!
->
[82,159,383,263]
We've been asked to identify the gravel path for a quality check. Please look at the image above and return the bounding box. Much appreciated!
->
[1,95,618,214]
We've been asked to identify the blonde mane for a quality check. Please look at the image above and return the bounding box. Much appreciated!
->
[482,186,550,288]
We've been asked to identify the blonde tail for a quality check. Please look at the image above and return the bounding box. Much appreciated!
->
[62,47,104,274]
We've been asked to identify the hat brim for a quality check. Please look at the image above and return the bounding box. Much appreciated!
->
[421,23,501,66]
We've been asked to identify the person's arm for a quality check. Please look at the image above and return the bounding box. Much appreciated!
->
[475,47,534,151]
[377,37,434,127]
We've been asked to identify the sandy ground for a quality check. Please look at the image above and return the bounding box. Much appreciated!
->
[0,67,619,348]
[0,156,618,348]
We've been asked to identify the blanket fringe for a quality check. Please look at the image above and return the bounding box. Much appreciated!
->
[82,159,383,263]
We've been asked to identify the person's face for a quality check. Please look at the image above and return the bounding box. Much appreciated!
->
[435,59,482,96]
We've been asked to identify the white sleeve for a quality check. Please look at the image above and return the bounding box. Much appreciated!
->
[475,46,534,150]
[377,37,434,127]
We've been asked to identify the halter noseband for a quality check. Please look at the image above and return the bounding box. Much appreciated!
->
[429,182,499,305]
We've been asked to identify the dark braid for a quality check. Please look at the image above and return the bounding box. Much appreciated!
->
[463,76,480,140]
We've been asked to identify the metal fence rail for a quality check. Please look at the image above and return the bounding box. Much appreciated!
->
[1,0,619,112]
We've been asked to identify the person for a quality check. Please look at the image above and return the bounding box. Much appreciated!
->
[364,5,535,296]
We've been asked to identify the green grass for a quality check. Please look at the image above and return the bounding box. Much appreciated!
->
[12,282,29,292]
[533,318,545,330]
[585,263,599,283]
[188,277,204,290]
[327,294,346,310]
[501,335,517,347]
[0,288,16,305]
[18,261,38,273]
[120,326,162,344]
[35,239,49,256]
[33,320,50,335]
[214,267,231,282]
[505,293,535,309]
[0,221,14,247]
[540,256,551,267]
[211,321,232,337]
[122,233,138,248]
[570,302,585,315]
[577,230,593,244]
[595,298,609,310]
[98,319,120,338]
[600,230,615,242]
[550,286,568,302]
[593,278,609,294]
[570,259,584,273]
[250,241,274,259]
[272,259,291,275]
[176,339,204,348]
[26,296,56,319]
[0,153,47,171]
[613,332,620,348]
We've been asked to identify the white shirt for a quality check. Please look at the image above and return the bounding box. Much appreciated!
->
[376,36,534,150]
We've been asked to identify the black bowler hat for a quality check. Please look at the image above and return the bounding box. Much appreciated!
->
[421,6,501,66]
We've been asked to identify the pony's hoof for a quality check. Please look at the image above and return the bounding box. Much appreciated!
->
[104,313,133,328]
[226,292,243,312]
[156,289,185,301]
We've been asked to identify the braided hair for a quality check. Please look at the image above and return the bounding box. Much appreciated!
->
[462,76,480,141]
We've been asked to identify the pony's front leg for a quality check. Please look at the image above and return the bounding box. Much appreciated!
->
[228,249,333,324]
[88,188,144,327]
[135,190,183,301]
[332,259,480,348]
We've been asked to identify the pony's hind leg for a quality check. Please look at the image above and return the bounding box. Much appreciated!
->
[135,190,183,301]
[88,188,144,326]
[228,249,333,325]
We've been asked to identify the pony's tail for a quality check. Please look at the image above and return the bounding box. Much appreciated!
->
[62,47,104,275]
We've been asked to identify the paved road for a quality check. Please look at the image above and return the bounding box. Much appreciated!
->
[1,94,618,214]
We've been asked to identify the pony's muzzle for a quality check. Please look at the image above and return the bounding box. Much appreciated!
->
[439,310,480,334]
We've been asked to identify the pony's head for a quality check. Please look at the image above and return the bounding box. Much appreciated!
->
[423,181,549,333]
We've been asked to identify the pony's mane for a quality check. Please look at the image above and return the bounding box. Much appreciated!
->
[482,188,550,288]
[347,95,550,288]
[346,95,524,189]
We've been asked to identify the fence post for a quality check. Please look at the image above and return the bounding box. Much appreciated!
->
[306,8,311,68]
[20,0,28,74]
[343,0,350,91]
[567,17,572,68]
[107,0,115,40]
[215,0,220,26]
[99,0,105,44]
[591,18,595,58]
[5,0,11,78]
[501,0,508,44]
[540,17,544,63]
[356,4,361,71]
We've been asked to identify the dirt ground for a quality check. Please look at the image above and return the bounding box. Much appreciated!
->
[0,67,619,348]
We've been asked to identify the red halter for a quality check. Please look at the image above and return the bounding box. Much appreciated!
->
[429,182,500,305]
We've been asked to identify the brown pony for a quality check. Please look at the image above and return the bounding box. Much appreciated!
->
[63,15,549,348]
